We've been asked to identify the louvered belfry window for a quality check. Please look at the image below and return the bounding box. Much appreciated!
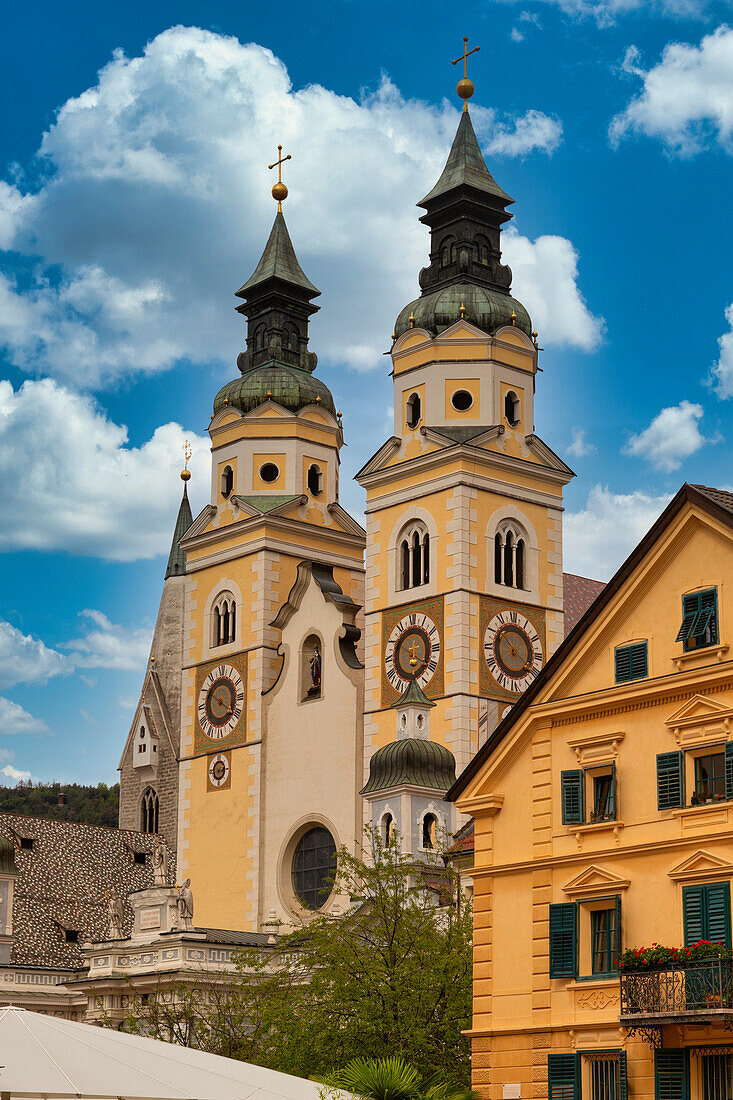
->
[614,641,648,683]
[676,588,718,651]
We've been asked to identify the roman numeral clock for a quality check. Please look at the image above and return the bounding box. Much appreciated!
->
[480,599,545,700]
[382,598,444,704]
[194,655,248,756]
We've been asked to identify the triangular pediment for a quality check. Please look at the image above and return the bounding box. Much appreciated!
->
[562,864,630,897]
[668,850,733,882]
[666,693,733,728]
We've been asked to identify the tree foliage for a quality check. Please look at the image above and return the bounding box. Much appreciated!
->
[0,781,119,826]
[120,831,473,1084]
[321,1056,479,1100]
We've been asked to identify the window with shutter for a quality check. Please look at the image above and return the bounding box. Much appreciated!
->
[548,1053,580,1100]
[726,741,733,801]
[676,588,718,651]
[657,751,684,809]
[683,882,732,947]
[615,642,648,683]
[549,902,577,978]
[562,769,584,824]
[654,1050,687,1100]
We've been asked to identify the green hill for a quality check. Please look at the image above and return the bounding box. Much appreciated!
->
[0,782,119,828]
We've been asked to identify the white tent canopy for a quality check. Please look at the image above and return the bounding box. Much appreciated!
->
[0,1006,345,1100]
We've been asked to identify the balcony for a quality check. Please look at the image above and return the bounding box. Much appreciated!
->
[620,959,733,1030]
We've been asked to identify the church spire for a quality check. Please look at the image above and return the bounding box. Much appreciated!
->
[165,459,193,580]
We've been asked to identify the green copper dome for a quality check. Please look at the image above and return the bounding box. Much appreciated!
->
[214,365,337,419]
[360,738,456,795]
[394,283,532,341]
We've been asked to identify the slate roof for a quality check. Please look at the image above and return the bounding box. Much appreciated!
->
[236,211,319,298]
[197,927,272,946]
[419,110,513,207]
[563,572,606,637]
[392,677,436,709]
[164,484,193,580]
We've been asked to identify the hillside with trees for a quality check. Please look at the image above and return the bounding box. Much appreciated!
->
[0,782,119,827]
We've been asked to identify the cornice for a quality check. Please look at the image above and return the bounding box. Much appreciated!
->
[182,508,365,559]
[184,533,365,576]
[363,462,566,516]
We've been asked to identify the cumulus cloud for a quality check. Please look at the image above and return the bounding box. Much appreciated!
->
[709,302,733,398]
[497,0,712,27]
[564,485,673,578]
[0,620,69,689]
[0,26,596,390]
[0,697,51,737]
[62,610,152,672]
[567,427,597,457]
[611,26,733,154]
[1,764,32,783]
[504,228,604,350]
[623,399,710,471]
[0,377,208,559]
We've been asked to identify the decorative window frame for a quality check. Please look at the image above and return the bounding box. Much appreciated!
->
[387,507,438,606]
[277,814,342,917]
[485,505,540,602]
[299,630,325,703]
[417,803,445,853]
[202,579,243,660]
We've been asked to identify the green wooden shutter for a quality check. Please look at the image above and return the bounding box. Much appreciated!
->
[609,761,617,819]
[683,885,705,945]
[630,642,648,679]
[615,642,648,682]
[657,751,684,809]
[705,881,732,947]
[561,769,584,824]
[655,1050,687,1100]
[725,741,733,801]
[618,1051,628,1100]
[615,646,631,682]
[549,902,577,978]
[548,1053,580,1100]
[615,893,622,971]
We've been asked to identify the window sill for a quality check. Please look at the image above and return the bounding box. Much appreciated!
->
[571,820,624,849]
[673,643,729,670]
[570,975,619,985]
[671,802,731,822]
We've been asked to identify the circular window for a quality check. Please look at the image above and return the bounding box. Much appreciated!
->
[259,462,280,484]
[451,389,473,412]
[291,826,337,910]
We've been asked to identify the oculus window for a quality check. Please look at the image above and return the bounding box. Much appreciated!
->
[451,389,473,412]
[259,462,280,484]
[291,826,337,910]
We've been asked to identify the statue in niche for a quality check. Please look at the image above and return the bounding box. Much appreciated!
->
[307,640,321,698]
[152,836,168,887]
[176,879,194,930]
[105,890,125,940]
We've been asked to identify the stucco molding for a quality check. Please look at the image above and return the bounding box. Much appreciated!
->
[562,865,631,897]
[667,849,733,882]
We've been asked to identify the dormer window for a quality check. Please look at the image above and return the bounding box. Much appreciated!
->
[307,464,323,496]
[406,393,421,429]
[221,466,234,499]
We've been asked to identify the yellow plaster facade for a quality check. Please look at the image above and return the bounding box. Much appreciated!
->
[454,487,733,1100]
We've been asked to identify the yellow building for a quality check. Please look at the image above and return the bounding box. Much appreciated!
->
[450,483,733,1100]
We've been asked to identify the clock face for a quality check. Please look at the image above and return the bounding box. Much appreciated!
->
[385,612,441,693]
[197,664,245,740]
[208,753,230,789]
[483,610,543,694]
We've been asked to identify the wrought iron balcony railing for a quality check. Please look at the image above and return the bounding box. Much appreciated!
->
[619,959,733,1026]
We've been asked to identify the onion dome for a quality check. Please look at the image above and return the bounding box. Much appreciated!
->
[394,108,532,341]
[214,365,336,418]
[360,738,456,795]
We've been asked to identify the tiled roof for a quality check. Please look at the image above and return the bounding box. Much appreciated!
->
[691,484,733,514]
[563,572,606,637]
[197,927,272,946]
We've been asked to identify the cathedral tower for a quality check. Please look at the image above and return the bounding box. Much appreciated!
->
[176,157,365,932]
[356,47,574,808]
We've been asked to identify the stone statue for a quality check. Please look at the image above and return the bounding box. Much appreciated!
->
[105,890,124,940]
[152,836,168,887]
[176,879,194,930]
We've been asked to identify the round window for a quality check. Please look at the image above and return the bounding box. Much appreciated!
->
[259,462,280,484]
[451,390,473,412]
[291,826,337,910]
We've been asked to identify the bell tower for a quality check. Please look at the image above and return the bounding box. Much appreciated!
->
[356,43,574,800]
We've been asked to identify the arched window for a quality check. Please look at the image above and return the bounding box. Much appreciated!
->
[302,634,322,700]
[382,812,395,846]
[220,465,233,499]
[141,788,159,835]
[504,391,520,427]
[254,325,266,352]
[397,521,430,592]
[211,592,237,647]
[307,464,323,496]
[284,324,298,351]
[493,522,529,590]
[422,813,437,851]
[138,726,146,755]
[406,392,421,429]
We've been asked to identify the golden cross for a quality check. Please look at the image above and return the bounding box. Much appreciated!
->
[268,144,292,211]
[452,36,480,111]
[407,638,420,666]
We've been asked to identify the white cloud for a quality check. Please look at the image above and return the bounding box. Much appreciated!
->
[564,485,672,578]
[62,610,152,672]
[0,26,596,390]
[709,302,733,398]
[496,0,712,27]
[567,427,597,456]
[623,399,709,471]
[0,377,208,559]
[504,228,604,350]
[611,26,733,154]
[1,764,32,783]
[0,620,69,689]
[0,697,51,737]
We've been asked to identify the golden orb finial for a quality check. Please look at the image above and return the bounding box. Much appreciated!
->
[459,301,466,319]
[511,310,517,326]
[269,144,292,211]
[409,312,415,329]
[181,440,192,482]
[452,36,480,112]
[532,330,538,344]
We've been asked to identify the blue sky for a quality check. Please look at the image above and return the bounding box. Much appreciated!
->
[1,0,733,784]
